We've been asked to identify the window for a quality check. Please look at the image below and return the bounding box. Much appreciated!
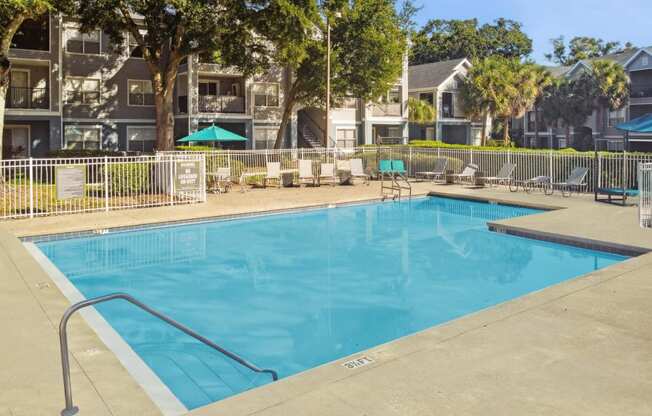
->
[66,28,100,54]
[128,80,154,106]
[608,108,626,127]
[387,127,402,138]
[64,77,100,105]
[65,126,101,150]
[129,32,145,58]
[441,92,454,118]
[642,55,649,66]
[254,127,277,149]
[11,14,49,51]
[199,80,219,96]
[127,126,156,152]
[253,83,279,107]
[558,138,567,149]
[336,129,356,148]
[231,83,240,96]
[419,92,434,105]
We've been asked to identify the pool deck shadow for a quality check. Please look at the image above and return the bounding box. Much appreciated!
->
[1,182,651,415]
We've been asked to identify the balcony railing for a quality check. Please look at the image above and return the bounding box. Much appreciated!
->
[631,83,652,99]
[199,95,245,113]
[7,87,49,109]
[372,102,401,117]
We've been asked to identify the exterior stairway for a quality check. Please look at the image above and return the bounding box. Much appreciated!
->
[299,121,324,149]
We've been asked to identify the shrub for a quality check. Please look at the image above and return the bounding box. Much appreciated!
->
[352,149,464,177]
[48,149,124,158]
[106,163,151,195]
[175,145,216,152]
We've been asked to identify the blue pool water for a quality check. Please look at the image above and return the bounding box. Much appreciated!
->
[36,197,625,410]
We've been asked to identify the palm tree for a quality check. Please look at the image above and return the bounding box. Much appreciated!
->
[532,66,554,146]
[583,60,629,135]
[459,57,505,146]
[407,97,436,125]
[500,60,545,145]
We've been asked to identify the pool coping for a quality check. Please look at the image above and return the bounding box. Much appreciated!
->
[8,188,652,415]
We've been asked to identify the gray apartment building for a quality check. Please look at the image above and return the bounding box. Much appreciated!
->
[407,58,491,145]
[514,47,652,151]
[3,13,297,159]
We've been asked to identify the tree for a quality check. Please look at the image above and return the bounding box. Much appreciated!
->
[582,60,629,135]
[545,36,633,66]
[531,66,554,146]
[272,0,407,148]
[73,0,315,151]
[407,97,435,125]
[460,57,544,145]
[540,77,594,147]
[409,18,532,65]
[0,0,56,158]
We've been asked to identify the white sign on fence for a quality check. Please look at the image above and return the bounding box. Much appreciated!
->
[175,161,201,191]
[55,165,86,200]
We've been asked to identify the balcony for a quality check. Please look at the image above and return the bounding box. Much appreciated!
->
[6,87,49,110]
[199,95,245,113]
[631,83,652,99]
[371,103,401,117]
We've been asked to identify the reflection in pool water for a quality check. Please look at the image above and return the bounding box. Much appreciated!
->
[37,197,625,410]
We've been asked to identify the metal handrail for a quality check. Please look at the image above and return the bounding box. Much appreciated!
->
[59,292,278,416]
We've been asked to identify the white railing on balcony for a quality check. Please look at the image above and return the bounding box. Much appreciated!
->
[371,103,402,117]
[0,154,205,220]
[639,163,652,228]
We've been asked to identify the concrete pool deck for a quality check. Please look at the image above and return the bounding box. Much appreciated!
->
[1,182,651,415]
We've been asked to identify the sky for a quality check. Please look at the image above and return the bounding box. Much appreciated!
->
[413,0,652,64]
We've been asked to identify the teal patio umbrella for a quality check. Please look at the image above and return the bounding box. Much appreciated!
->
[177,125,248,144]
[615,113,652,133]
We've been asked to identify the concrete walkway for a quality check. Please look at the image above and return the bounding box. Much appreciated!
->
[0,182,651,416]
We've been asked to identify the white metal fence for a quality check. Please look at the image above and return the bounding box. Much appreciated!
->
[163,147,652,193]
[639,163,652,228]
[0,154,205,220]
[3,146,652,221]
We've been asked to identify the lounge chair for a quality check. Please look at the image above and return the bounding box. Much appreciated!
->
[449,163,479,185]
[509,175,550,193]
[596,187,639,205]
[319,163,337,186]
[550,167,589,197]
[379,159,393,178]
[298,159,316,186]
[349,158,370,184]
[392,160,407,177]
[209,167,233,194]
[264,162,281,188]
[415,158,448,182]
[480,163,516,187]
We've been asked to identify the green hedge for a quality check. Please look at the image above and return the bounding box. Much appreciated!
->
[48,149,124,158]
[107,163,151,195]
[353,150,464,177]
[175,145,216,152]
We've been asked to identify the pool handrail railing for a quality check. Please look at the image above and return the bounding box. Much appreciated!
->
[59,292,278,416]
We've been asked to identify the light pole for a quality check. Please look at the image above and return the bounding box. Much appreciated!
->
[325,16,331,149]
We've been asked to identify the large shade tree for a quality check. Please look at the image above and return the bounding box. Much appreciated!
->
[410,18,532,65]
[272,0,407,149]
[540,77,594,147]
[0,0,58,158]
[73,0,316,150]
[545,36,635,66]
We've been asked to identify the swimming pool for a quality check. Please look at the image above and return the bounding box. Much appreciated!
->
[33,197,625,412]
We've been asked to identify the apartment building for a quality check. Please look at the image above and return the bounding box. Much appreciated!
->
[2,13,296,159]
[407,58,490,145]
[514,47,652,151]
[298,54,409,148]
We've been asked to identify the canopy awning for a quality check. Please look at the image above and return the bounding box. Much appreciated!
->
[177,125,248,143]
[615,113,652,133]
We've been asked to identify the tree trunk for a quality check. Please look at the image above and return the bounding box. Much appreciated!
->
[533,105,539,146]
[566,124,571,146]
[480,111,488,146]
[154,89,175,151]
[503,116,510,145]
[0,67,9,159]
[274,84,297,149]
